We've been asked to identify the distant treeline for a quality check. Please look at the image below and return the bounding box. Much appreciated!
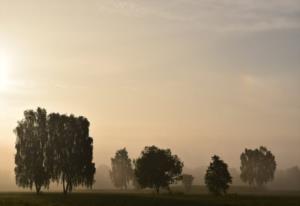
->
[93,165,300,191]
[108,146,276,195]
[12,107,299,195]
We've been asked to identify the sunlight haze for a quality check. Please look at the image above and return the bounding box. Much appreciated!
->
[0,0,299,183]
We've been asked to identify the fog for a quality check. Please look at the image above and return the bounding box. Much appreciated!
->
[1,165,300,191]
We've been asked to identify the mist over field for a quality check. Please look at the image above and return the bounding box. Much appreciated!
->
[1,164,300,192]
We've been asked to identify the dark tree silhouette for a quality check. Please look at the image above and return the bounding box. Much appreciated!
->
[110,148,133,190]
[180,174,194,193]
[134,146,183,194]
[47,113,96,194]
[240,146,276,187]
[205,155,232,196]
[14,108,50,194]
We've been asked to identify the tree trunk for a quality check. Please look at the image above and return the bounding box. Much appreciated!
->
[155,186,160,194]
[63,175,68,195]
[67,182,73,193]
[35,182,41,195]
[66,183,69,194]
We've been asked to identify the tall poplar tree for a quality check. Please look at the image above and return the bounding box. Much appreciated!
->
[110,148,133,189]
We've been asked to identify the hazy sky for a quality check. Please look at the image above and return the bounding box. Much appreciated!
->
[0,0,299,174]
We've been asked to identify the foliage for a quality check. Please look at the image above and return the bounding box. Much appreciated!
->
[47,113,96,194]
[110,148,133,189]
[134,145,183,193]
[205,155,232,196]
[14,108,50,194]
[180,174,194,192]
[14,108,95,195]
[240,146,276,187]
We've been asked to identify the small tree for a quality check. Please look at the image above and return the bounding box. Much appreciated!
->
[205,155,232,196]
[134,145,183,194]
[14,108,50,194]
[180,174,194,193]
[110,148,133,190]
[240,146,276,187]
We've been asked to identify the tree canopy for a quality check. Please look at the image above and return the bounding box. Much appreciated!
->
[205,155,232,196]
[47,113,95,194]
[110,148,133,189]
[15,108,50,194]
[240,146,276,187]
[134,146,183,194]
[14,108,95,194]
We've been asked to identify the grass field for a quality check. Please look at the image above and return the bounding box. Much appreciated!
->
[0,192,300,206]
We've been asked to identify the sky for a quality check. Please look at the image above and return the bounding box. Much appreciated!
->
[0,0,299,175]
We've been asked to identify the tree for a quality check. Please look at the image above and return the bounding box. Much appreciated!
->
[134,146,183,194]
[15,109,96,195]
[109,148,133,189]
[205,155,232,196]
[180,174,194,193]
[14,108,50,194]
[47,113,96,194]
[240,146,276,187]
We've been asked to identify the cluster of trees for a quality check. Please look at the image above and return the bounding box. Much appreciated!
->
[240,146,276,187]
[110,146,183,194]
[14,108,95,194]
[110,146,276,195]
[14,108,277,196]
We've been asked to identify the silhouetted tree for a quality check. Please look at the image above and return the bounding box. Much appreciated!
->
[110,148,133,190]
[14,108,50,194]
[205,155,232,196]
[240,146,276,187]
[134,146,183,194]
[47,113,95,194]
[180,174,194,193]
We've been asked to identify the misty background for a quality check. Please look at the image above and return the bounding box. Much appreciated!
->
[0,0,299,191]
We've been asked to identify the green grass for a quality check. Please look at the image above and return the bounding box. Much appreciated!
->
[0,192,300,206]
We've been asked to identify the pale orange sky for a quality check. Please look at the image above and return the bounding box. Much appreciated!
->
[0,0,300,174]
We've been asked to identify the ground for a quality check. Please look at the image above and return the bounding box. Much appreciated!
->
[0,192,300,206]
